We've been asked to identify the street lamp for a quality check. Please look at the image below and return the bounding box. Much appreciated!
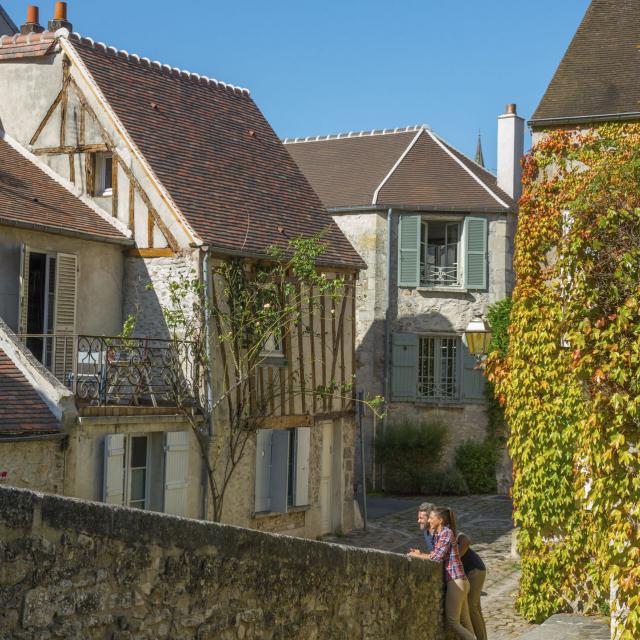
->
[464,316,492,360]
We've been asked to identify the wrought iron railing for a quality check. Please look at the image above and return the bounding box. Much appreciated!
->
[17,334,195,408]
[420,264,460,287]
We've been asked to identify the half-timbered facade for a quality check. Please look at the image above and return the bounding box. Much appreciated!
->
[0,6,362,537]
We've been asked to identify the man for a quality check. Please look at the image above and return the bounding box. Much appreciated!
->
[409,501,435,555]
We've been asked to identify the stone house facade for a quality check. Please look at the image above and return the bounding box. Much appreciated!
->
[286,116,523,488]
[0,5,363,537]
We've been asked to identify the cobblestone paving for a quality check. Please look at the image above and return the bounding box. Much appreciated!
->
[327,494,534,640]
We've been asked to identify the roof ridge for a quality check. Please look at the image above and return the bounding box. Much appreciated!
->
[66,31,250,96]
[0,30,56,46]
[283,124,431,144]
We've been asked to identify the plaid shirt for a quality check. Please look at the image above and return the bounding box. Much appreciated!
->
[428,526,466,581]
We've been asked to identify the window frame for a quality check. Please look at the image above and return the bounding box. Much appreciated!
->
[419,217,464,289]
[417,334,462,403]
[95,152,113,196]
[124,433,150,510]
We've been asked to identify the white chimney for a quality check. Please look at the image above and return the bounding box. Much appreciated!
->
[497,103,525,202]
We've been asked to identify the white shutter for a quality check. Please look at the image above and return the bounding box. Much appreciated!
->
[18,245,31,336]
[255,429,272,512]
[103,434,125,505]
[53,253,78,379]
[294,427,311,506]
[163,431,190,516]
[270,429,290,513]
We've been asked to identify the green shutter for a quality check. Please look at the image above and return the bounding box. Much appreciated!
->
[398,215,421,287]
[391,332,418,401]
[462,341,486,402]
[464,217,487,289]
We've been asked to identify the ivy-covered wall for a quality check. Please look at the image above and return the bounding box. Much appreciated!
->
[487,124,640,639]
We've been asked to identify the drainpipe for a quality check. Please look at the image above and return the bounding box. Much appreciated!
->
[201,248,215,519]
[380,208,393,489]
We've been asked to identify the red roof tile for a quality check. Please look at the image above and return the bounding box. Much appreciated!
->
[68,36,364,269]
[285,128,514,212]
[0,138,128,243]
[0,347,61,433]
[0,31,56,60]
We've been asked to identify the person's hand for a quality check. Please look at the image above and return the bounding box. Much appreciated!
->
[407,548,423,558]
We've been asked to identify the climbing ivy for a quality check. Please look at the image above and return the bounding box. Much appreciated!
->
[486,124,640,638]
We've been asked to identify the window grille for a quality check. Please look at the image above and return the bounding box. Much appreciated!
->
[418,336,459,400]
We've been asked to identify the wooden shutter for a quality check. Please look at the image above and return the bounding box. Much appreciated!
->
[103,434,125,505]
[464,217,488,289]
[255,429,272,512]
[85,153,96,196]
[18,245,31,336]
[391,332,418,401]
[53,253,78,379]
[163,431,190,516]
[269,429,290,513]
[462,341,486,402]
[398,214,421,288]
[294,427,311,506]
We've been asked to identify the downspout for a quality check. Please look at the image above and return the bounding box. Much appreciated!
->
[201,248,215,519]
[381,208,393,483]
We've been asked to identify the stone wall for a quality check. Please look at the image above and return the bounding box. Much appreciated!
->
[0,439,65,494]
[0,486,446,639]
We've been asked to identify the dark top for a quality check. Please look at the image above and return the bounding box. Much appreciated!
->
[423,530,435,552]
[461,546,486,574]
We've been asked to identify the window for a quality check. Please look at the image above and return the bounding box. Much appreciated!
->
[391,332,485,404]
[420,221,461,287]
[95,152,113,196]
[261,331,284,358]
[397,215,488,289]
[103,431,190,516]
[255,427,310,513]
[418,336,459,400]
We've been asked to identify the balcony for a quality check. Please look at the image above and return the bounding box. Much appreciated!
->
[18,334,194,414]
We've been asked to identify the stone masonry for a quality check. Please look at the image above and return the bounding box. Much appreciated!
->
[0,486,446,639]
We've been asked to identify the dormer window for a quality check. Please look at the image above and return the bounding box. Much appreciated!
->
[95,153,113,196]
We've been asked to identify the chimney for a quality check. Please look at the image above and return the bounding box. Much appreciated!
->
[497,103,525,202]
[20,5,44,34]
[48,1,72,32]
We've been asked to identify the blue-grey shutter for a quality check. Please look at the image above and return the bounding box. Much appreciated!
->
[398,215,421,287]
[462,341,486,402]
[464,217,487,289]
[269,429,290,513]
[391,333,418,401]
[163,431,190,516]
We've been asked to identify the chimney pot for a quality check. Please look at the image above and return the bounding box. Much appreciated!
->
[507,103,517,115]
[49,1,72,32]
[21,5,45,34]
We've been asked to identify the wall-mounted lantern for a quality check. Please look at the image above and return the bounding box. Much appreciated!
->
[463,316,492,360]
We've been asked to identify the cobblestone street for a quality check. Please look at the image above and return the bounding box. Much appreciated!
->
[327,494,534,640]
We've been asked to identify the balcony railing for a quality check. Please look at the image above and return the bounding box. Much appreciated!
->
[18,334,194,408]
[420,264,460,288]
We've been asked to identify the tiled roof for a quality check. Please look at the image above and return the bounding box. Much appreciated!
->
[0,30,56,60]
[0,137,128,242]
[0,4,17,36]
[531,0,640,125]
[284,128,514,212]
[67,35,365,269]
[0,347,61,433]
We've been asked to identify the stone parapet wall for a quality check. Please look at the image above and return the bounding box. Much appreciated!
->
[0,486,446,639]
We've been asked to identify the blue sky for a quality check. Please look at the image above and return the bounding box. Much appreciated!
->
[4,1,590,171]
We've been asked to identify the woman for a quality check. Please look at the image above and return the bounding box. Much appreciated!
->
[457,531,487,640]
[409,507,476,640]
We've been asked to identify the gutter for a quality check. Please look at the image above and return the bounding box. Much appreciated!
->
[0,217,133,246]
[0,432,65,444]
[529,111,640,128]
[328,203,514,215]
[382,208,393,440]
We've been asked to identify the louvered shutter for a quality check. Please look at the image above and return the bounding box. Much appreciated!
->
[163,431,190,516]
[103,434,125,505]
[255,429,272,512]
[18,245,31,336]
[53,253,78,379]
[398,215,421,288]
[391,333,418,401]
[294,427,311,506]
[462,341,486,402]
[464,217,488,289]
[269,429,290,513]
